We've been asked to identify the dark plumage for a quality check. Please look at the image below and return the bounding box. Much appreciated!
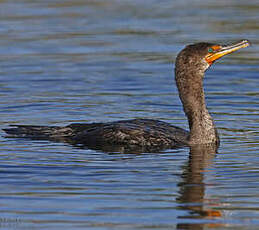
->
[3,40,250,152]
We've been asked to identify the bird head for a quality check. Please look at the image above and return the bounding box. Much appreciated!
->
[175,40,250,74]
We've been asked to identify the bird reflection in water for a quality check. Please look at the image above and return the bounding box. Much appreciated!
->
[177,143,223,229]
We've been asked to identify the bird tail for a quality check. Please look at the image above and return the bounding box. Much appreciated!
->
[3,125,59,139]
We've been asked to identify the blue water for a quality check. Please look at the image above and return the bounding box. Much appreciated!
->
[0,0,258,229]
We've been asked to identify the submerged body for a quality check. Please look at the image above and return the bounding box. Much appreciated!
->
[3,40,250,152]
[5,119,189,151]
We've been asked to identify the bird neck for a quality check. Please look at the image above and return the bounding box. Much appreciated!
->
[175,68,219,145]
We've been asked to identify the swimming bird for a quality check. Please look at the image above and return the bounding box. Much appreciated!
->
[3,40,250,152]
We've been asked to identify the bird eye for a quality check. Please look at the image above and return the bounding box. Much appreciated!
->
[208,47,214,53]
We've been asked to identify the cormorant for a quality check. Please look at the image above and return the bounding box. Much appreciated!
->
[3,40,250,152]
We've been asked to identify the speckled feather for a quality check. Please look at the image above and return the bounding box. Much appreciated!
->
[4,119,189,151]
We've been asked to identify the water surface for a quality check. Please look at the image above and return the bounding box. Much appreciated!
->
[0,0,258,229]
